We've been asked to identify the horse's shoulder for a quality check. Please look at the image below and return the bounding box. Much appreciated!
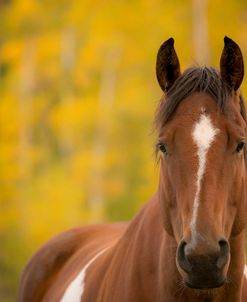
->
[18,223,127,302]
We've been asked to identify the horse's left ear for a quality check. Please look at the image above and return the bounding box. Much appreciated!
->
[156,38,181,92]
[220,36,244,91]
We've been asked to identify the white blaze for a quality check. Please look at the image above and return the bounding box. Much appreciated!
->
[191,113,219,241]
[60,248,108,302]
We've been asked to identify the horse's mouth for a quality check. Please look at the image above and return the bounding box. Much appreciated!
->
[185,278,226,290]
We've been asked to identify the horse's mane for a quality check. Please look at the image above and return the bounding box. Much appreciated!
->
[154,66,247,163]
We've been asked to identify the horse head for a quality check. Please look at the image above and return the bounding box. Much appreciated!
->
[155,37,247,289]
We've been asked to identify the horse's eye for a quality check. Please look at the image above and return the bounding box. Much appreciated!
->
[157,143,167,154]
[236,141,245,153]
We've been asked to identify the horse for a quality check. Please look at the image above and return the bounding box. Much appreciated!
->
[18,36,247,302]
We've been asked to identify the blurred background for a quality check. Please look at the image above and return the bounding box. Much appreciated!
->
[1,0,247,301]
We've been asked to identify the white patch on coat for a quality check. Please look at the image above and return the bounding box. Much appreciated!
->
[190,113,219,244]
[60,248,108,302]
[244,265,247,277]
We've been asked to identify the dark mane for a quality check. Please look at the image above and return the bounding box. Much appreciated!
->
[155,66,233,132]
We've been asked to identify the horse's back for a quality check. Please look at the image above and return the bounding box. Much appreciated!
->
[18,223,127,302]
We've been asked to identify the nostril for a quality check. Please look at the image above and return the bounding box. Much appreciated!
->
[177,240,192,273]
[218,239,229,255]
[218,239,228,248]
[217,239,229,269]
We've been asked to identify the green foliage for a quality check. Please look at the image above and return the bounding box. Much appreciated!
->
[0,1,247,301]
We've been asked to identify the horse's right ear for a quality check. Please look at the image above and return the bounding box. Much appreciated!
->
[220,36,244,91]
[156,38,181,92]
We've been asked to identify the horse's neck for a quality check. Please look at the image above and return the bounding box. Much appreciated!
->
[105,195,180,301]
[100,195,164,301]
[116,194,165,272]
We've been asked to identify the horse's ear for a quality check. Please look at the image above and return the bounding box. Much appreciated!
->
[156,38,181,92]
[220,36,244,91]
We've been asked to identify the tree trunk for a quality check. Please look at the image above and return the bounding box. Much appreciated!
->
[88,47,121,218]
[192,0,210,64]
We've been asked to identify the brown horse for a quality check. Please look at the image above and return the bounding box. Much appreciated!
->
[18,37,247,302]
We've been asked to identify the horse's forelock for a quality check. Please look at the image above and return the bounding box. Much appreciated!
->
[154,67,233,133]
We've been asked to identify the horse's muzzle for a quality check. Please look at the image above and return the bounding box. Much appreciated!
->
[176,239,230,289]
